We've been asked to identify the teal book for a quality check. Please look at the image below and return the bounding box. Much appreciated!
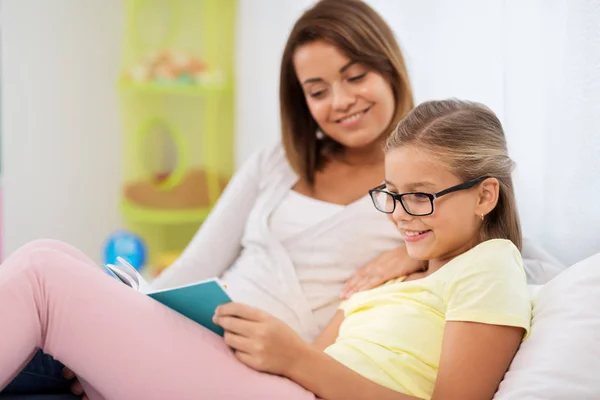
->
[104,257,231,336]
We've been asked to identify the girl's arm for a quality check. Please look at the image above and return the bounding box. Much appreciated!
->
[286,347,418,400]
[312,310,344,351]
[215,303,417,400]
[430,321,523,399]
[288,321,522,400]
[152,148,270,290]
[216,306,524,400]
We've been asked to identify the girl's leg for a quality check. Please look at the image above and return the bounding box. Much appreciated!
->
[0,242,315,400]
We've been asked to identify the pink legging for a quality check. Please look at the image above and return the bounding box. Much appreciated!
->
[0,239,316,400]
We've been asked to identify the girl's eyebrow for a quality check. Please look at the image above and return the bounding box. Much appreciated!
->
[385,179,436,191]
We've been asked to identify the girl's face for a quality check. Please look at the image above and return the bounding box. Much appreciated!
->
[293,40,395,150]
[383,145,498,264]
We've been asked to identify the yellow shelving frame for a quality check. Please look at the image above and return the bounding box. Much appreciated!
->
[117,0,236,273]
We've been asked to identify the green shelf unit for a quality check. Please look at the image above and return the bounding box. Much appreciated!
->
[118,80,233,96]
[120,200,212,225]
[117,0,236,274]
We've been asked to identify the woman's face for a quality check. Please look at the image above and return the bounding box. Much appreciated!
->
[293,40,396,149]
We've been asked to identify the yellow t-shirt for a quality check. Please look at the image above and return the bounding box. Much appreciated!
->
[324,239,532,399]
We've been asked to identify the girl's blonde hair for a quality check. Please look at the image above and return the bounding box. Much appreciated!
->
[385,99,522,250]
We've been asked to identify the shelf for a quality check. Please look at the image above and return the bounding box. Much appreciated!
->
[120,199,211,225]
[118,80,232,96]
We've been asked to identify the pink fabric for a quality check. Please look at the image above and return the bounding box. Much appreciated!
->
[0,239,315,400]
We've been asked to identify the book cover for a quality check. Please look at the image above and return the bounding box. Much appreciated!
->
[105,257,231,336]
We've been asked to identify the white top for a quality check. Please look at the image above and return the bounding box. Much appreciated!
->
[270,190,347,328]
[151,142,566,342]
[269,190,345,242]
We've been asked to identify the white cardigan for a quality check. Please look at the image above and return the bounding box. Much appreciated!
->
[152,143,565,342]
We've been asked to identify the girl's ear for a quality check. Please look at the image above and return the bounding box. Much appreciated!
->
[475,178,500,218]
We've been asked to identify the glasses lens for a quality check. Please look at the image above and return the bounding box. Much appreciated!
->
[400,193,433,216]
[372,191,395,213]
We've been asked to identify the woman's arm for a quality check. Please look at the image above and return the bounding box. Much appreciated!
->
[521,236,565,284]
[152,148,269,289]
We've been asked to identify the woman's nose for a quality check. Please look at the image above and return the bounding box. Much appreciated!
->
[331,84,355,111]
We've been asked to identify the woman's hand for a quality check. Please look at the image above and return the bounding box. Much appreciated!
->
[213,303,308,376]
[341,244,425,299]
[62,367,88,400]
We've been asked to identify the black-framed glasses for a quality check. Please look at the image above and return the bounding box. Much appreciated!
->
[369,176,490,216]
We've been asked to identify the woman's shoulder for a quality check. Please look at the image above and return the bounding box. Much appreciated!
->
[244,141,291,173]
[237,141,295,185]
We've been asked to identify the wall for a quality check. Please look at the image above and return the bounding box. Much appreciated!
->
[1,0,123,261]
[235,0,600,265]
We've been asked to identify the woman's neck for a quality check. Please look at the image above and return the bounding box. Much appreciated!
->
[335,137,386,167]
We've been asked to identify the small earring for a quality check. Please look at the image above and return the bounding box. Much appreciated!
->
[480,213,485,221]
[316,129,325,140]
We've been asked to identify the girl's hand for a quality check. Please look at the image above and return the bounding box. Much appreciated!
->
[341,244,425,299]
[213,303,308,376]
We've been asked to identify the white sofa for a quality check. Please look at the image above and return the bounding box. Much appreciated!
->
[495,251,600,399]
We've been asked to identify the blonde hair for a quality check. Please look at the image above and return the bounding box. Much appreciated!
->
[385,99,522,250]
[280,0,414,186]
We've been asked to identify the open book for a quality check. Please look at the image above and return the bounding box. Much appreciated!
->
[104,257,232,336]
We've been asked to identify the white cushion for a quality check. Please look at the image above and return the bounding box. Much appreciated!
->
[521,237,566,284]
[494,252,600,399]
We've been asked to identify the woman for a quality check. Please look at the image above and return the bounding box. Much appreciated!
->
[0,99,531,400]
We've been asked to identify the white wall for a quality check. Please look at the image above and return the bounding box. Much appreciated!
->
[236,0,600,265]
[1,0,123,261]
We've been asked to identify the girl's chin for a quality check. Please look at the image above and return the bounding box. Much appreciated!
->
[405,243,433,261]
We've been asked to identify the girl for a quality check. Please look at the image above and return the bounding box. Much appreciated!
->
[0,99,531,399]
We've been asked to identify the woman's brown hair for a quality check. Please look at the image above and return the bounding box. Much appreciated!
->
[385,99,523,250]
[280,0,414,185]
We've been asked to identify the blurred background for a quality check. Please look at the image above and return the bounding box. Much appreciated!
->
[1,0,599,275]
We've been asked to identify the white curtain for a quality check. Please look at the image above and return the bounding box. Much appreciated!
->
[504,0,600,265]
[236,0,600,265]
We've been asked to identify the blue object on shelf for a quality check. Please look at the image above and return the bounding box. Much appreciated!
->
[103,230,146,270]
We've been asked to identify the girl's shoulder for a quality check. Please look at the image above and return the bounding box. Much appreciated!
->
[446,239,525,283]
